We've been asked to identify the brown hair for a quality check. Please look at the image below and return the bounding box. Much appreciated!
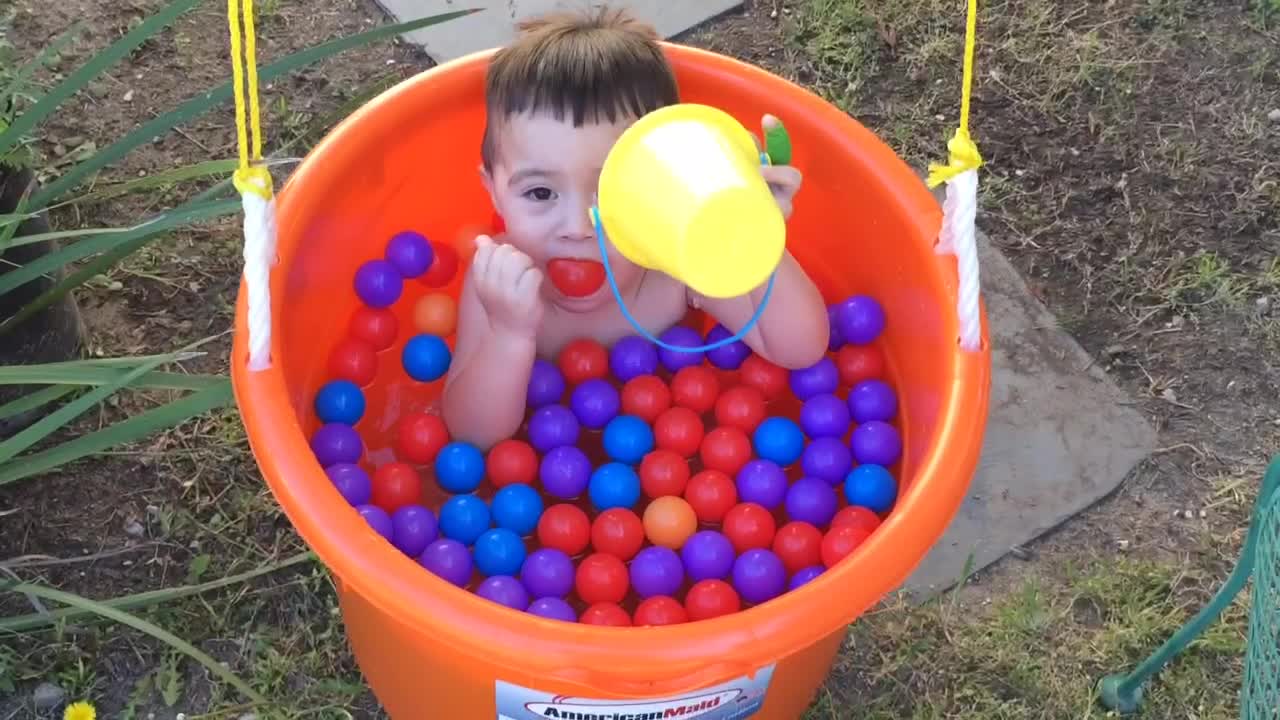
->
[481,5,680,169]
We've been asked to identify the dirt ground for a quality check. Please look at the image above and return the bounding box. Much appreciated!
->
[1,0,1277,717]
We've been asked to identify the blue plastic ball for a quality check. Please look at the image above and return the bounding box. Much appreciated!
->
[844,464,898,514]
[354,259,403,308]
[752,416,805,466]
[434,441,485,493]
[473,528,528,577]
[314,379,365,425]
[385,230,434,278]
[438,494,491,545]
[602,414,655,464]
[588,462,642,511]
[402,334,452,382]
[491,483,544,536]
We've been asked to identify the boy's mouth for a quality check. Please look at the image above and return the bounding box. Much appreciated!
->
[547,257,606,298]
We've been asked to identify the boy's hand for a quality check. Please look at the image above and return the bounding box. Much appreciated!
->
[758,114,802,220]
[471,235,544,339]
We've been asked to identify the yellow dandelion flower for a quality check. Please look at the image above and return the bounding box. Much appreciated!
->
[63,701,96,720]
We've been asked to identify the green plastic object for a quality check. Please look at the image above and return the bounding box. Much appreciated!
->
[764,120,792,167]
[1097,454,1280,717]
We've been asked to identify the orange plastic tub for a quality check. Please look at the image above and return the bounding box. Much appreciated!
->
[232,43,990,719]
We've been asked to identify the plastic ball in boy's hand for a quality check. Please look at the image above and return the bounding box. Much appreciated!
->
[402,334,452,382]
[539,446,591,499]
[639,449,690,498]
[714,385,767,434]
[671,366,720,414]
[311,422,363,467]
[789,357,839,401]
[634,596,688,626]
[602,414,655,464]
[570,378,621,430]
[326,463,371,506]
[732,548,787,604]
[434,441,485,493]
[736,459,788,510]
[799,393,851,439]
[685,579,742,621]
[537,504,591,556]
[609,335,659,382]
[621,375,671,423]
[591,508,645,561]
[580,602,632,626]
[772,521,823,574]
[491,483,544,536]
[413,293,457,337]
[738,355,788,399]
[371,462,422,513]
[520,548,575,599]
[357,504,394,541]
[420,242,458,288]
[833,294,886,345]
[476,575,529,610]
[826,305,846,352]
[439,494,491,545]
[391,504,438,557]
[654,407,704,458]
[789,565,824,590]
[785,477,839,527]
[681,529,736,582]
[851,421,902,467]
[837,344,886,387]
[752,417,805,467]
[349,306,398,352]
[658,325,706,372]
[528,405,580,453]
[832,505,883,532]
[575,553,629,605]
[845,463,898,514]
[701,426,753,476]
[385,230,435,278]
[397,412,449,465]
[486,439,537,488]
[642,496,698,550]
[527,359,566,409]
[722,502,777,553]
[328,338,377,387]
[821,524,873,568]
[473,528,527,577]
[354,259,403,308]
[684,469,737,523]
[559,338,609,385]
[848,379,898,423]
[419,538,473,587]
[589,462,642,511]
[527,597,577,622]
[801,437,853,485]
[630,546,684,598]
[704,324,750,370]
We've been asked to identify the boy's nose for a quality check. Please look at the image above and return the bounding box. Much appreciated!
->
[561,201,596,242]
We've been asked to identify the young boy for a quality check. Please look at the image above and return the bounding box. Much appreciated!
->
[442,6,830,449]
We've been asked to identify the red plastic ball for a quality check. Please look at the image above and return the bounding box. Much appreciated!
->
[590,508,645,561]
[670,366,720,414]
[772,521,825,574]
[738,354,789,400]
[396,412,450,465]
[722,502,777,553]
[621,375,671,423]
[559,338,609,385]
[653,406,705,458]
[714,385,768,433]
[580,602,632,626]
[831,505,883,533]
[639,449,691,498]
[633,596,688,626]
[700,426,753,476]
[348,306,398,352]
[487,439,538,488]
[821,524,873,568]
[421,242,459,287]
[371,462,422,513]
[328,338,377,386]
[537,504,591,557]
[684,469,738,523]
[575,553,630,605]
[837,344,887,387]
[684,580,741,621]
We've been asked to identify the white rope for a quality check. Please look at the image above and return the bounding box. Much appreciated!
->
[241,187,277,371]
[935,168,982,352]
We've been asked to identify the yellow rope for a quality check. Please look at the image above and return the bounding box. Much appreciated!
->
[926,0,983,188]
[228,0,272,199]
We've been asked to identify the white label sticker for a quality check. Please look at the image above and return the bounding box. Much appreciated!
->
[495,665,775,720]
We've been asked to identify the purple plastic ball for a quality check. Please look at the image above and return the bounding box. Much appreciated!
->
[789,357,839,400]
[630,546,684,599]
[801,437,853,485]
[353,259,403,308]
[527,596,577,622]
[799,393,852,439]
[789,565,825,590]
[826,305,846,351]
[610,335,659,382]
[356,504,394,541]
[391,504,438,557]
[418,538,473,587]
[528,404,580,453]
[310,423,363,467]
[527,359,566,409]
[325,463,371,505]
[850,420,903,467]
[735,459,789,509]
[476,575,530,611]
[681,530,737,582]
[732,548,787,605]
[704,324,750,370]
[848,379,898,423]
[785,477,839,527]
[569,378,621,430]
[539,446,591,499]
[385,230,434,278]
[520,548,575,599]
[658,325,706,372]
[834,295,886,345]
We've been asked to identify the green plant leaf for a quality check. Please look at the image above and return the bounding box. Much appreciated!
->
[0,22,85,106]
[0,361,224,390]
[0,384,78,422]
[0,175,34,255]
[48,158,244,210]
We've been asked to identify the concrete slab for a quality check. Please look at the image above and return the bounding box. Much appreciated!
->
[376,0,743,64]
[898,230,1157,601]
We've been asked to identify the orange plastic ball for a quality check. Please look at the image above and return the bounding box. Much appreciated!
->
[642,496,698,550]
[413,293,457,336]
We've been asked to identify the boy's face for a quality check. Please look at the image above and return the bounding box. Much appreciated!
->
[481,110,645,311]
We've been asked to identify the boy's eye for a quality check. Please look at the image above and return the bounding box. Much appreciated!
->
[524,187,556,201]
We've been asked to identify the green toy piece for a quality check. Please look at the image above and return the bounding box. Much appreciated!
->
[765,119,792,166]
